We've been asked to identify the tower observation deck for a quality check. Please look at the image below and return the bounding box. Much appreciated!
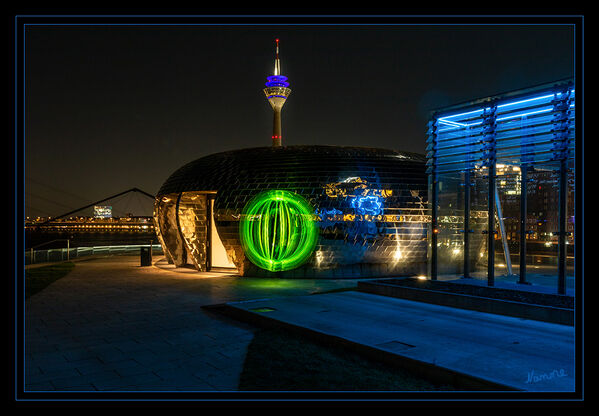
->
[264,38,291,147]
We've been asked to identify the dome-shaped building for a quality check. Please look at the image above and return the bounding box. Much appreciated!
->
[154,145,428,278]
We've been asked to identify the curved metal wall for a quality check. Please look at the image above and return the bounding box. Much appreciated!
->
[155,146,429,278]
[154,194,186,266]
[177,192,209,271]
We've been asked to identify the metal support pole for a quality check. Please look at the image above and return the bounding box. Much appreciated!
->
[206,195,213,272]
[431,175,438,281]
[488,163,496,286]
[428,118,439,281]
[495,186,513,276]
[67,239,70,262]
[463,170,471,279]
[558,159,567,295]
[483,105,497,287]
[552,84,572,295]
[519,165,528,284]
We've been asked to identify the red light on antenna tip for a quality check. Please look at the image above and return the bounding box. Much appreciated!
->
[275,38,279,43]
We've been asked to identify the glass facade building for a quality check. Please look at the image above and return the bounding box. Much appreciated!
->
[426,79,576,294]
[154,145,428,278]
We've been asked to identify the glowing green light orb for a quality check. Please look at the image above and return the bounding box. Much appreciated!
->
[239,190,318,272]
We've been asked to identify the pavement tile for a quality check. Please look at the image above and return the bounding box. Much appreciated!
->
[25,364,42,377]
[131,353,176,372]
[62,347,99,363]
[85,344,127,363]
[173,384,216,391]
[200,371,240,391]
[73,358,106,375]
[149,346,192,362]
[93,372,162,391]
[50,373,96,389]
[153,366,192,380]
[55,384,97,391]
[25,381,55,392]
[110,361,153,377]
[28,349,70,365]
[82,370,125,390]
[111,339,146,353]
[27,367,81,385]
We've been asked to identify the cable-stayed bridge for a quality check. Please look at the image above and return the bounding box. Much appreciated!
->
[25,188,158,250]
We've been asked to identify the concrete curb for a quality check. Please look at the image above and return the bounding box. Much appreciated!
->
[357,281,574,326]
[204,302,521,392]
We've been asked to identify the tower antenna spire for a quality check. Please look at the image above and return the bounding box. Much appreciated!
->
[264,38,291,147]
[274,38,280,75]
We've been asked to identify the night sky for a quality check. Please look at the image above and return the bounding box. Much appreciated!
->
[24,21,574,218]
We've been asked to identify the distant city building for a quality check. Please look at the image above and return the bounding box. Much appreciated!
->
[25,216,154,233]
[94,205,112,218]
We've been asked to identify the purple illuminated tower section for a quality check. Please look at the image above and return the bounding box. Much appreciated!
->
[264,38,291,147]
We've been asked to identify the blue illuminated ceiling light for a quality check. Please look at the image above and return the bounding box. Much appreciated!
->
[437,88,575,129]
[426,81,575,175]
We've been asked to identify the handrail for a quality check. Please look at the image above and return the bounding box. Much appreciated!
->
[25,243,162,265]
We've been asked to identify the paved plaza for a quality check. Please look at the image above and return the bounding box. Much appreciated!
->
[24,255,358,391]
[23,254,576,393]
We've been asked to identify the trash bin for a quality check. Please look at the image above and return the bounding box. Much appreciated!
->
[140,246,152,266]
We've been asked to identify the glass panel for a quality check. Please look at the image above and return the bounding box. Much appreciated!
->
[566,162,575,287]
[437,172,464,278]
[525,164,559,288]
[493,164,522,282]
[469,166,489,279]
[427,175,433,277]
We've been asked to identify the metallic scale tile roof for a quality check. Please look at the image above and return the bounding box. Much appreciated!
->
[157,145,426,197]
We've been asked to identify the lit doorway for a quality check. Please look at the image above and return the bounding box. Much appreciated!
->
[208,197,236,271]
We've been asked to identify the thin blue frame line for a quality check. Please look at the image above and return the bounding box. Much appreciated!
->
[21,22,26,398]
[21,23,578,26]
[15,14,19,403]
[17,16,581,400]
[15,14,583,17]
[15,396,585,402]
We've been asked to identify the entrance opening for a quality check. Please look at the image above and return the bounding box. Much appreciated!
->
[209,198,236,271]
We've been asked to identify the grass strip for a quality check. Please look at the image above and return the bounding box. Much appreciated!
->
[238,327,456,391]
[25,262,75,299]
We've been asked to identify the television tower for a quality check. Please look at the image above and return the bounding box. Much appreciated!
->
[264,38,291,147]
